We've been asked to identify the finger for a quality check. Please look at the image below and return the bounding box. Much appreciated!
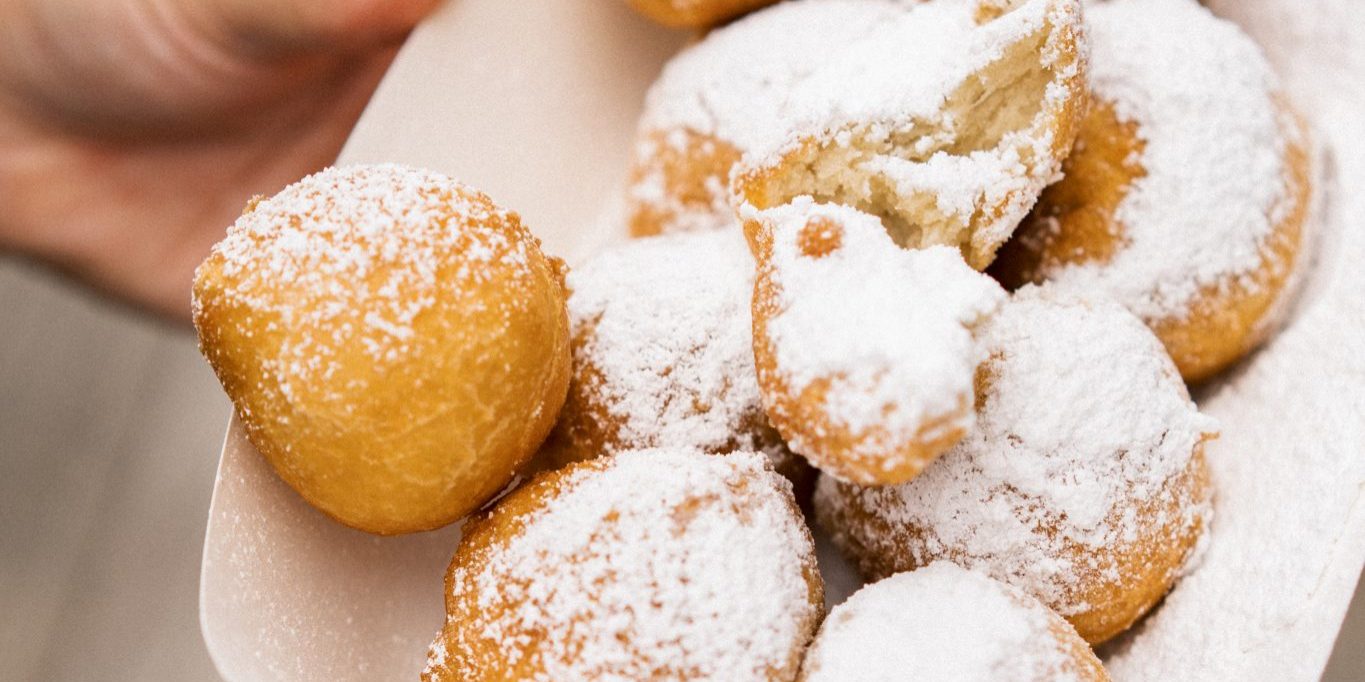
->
[199,0,444,54]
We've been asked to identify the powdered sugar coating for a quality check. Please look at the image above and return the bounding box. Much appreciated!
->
[629,129,740,235]
[629,0,894,235]
[428,448,822,681]
[556,228,780,458]
[193,162,572,533]
[816,289,1215,624]
[1088,2,1365,675]
[800,563,1101,682]
[1039,0,1293,320]
[639,0,896,158]
[757,199,1005,480]
[633,0,1085,254]
[644,0,1074,166]
[196,163,537,401]
[749,0,1081,256]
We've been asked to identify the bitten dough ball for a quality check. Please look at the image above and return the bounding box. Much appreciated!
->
[626,0,780,29]
[193,164,571,535]
[749,199,1005,486]
[629,0,1086,271]
[990,0,1314,382]
[545,228,812,494]
[816,290,1216,644]
[422,448,824,681]
[799,563,1109,682]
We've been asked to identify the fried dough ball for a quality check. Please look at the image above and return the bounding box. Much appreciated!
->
[422,448,824,681]
[750,200,1005,486]
[629,0,1087,271]
[626,0,779,29]
[192,164,571,535]
[799,563,1109,682]
[815,290,1216,644]
[990,0,1314,382]
[545,228,812,494]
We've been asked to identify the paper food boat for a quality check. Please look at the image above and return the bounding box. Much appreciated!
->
[199,1,1365,679]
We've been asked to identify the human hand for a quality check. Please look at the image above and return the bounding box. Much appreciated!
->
[0,0,442,321]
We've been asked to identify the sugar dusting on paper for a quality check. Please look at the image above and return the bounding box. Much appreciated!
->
[1101,0,1365,679]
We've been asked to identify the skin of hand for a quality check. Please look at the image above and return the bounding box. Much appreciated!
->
[0,0,443,321]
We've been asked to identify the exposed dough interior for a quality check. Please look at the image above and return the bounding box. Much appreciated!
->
[750,18,1058,260]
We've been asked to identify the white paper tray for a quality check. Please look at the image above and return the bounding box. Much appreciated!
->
[199,1,1365,679]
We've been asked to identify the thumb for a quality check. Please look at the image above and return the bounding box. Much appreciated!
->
[205,0,444,53]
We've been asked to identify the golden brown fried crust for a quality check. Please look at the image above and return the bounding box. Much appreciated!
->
[992,99,1142,281]
[626,0,781,30]
[818,444,1212,645]
[732,2,1087,271]
[1153,109,1311,382]
[540,318,623,466]
[426,466,577,682]
[797,565,1109,681]
[628,129,743,237]
[1069,445,1211,644]
[748,214,974,486]
[548,404,816,503]
[544,317,817,501]
[424,456,825,681]
[1042,607,1113,682]
[993,99,1313,383]
[546,368,813,501]
[194,190,571,536]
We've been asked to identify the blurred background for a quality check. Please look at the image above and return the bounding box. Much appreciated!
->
[2,0,1363,677]
[2,254,1363,679]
